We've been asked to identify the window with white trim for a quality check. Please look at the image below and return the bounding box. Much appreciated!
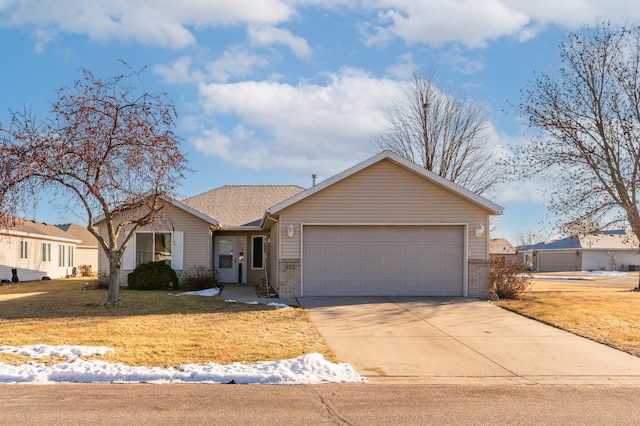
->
[68,245,75,267]
[135,232,172,267]
[252,236,264,269]
[19,240,28,260]
[42,242,51,263]
[59,244,66,267]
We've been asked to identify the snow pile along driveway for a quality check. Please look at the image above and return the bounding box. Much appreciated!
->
[0,345,363,384]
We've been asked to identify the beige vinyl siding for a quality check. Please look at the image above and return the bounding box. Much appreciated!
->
[268,223,279,290]
[97,202,213,287]
[277,159,491,260]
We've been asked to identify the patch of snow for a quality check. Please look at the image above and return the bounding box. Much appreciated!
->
[0,345,114,359]
[0,345,363,384]
[174,288,220,297]
[588,270,629,276]
[225,299,259,305]
[267,302,292,309]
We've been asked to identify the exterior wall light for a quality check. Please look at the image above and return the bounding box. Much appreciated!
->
[474,225,485,238]
[287,224,295,238]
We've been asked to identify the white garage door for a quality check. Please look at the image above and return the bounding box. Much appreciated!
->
[303,225,464,296]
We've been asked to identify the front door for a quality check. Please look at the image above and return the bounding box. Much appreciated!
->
[214,236,246,283]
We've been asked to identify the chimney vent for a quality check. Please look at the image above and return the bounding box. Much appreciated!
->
[311,174,317,186]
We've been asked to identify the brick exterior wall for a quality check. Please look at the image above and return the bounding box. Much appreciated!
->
[278,259,301,298]
[468,259,491,299]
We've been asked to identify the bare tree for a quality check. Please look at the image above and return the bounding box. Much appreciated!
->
[516,23,640,288]
[0,66,187,303]
[374,71,501,196]
[512,231,541,248]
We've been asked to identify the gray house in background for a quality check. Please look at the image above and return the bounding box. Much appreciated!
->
[518,230,640,272]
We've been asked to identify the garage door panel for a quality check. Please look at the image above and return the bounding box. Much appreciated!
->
[303,225,464,296]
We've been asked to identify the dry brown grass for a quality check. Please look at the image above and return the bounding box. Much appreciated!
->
[0,278,336,367]
[496,273,640,357]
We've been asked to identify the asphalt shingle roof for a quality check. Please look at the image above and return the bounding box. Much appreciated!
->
[182,185,306,227]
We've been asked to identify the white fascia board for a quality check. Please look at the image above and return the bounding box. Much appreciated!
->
[0,229,81,244]
[268,151,504,215]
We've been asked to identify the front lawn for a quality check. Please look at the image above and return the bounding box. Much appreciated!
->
[0,279,336,367]
[496,273,640,357]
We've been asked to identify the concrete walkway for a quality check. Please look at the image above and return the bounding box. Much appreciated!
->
[298,296,640,385]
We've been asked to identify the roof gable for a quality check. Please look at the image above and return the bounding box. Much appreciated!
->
[183,185,305,228]
[93,198,219,227]
[268,151,503,215]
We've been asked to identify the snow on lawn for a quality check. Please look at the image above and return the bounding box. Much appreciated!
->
[175,289,292,309]
[174,288,221,297]
[0,345,364,384]
[588,270,629,276]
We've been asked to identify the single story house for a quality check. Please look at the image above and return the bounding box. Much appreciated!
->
[1,219,82,281]
[518,230,640,272]
[97,151,503,298]
[490,238,518,263]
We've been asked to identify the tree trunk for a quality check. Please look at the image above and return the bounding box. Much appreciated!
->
[108,254,121,304]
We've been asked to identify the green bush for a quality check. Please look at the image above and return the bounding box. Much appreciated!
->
[127,261,179,291]
[490,258,532,300]
[181,266,218,291]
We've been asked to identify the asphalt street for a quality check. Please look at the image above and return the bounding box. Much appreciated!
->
[1,383,639,425]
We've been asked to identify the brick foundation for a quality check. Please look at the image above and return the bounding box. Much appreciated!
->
[278,259,301,298]
[468,259,491,299]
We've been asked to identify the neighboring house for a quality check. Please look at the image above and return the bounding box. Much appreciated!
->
[96,151,503,298]
[518,230,640,272]
[490,238,518,263]
[0,219,81,281]
[55,224,99,275]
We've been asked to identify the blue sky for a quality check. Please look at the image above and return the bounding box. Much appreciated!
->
[1,1,638,243]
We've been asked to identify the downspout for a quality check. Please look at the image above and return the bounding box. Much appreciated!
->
[263,213,279,292]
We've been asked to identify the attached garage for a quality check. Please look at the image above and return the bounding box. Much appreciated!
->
[302,225,465,296]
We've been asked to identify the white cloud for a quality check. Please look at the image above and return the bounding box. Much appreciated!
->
[154,57,201,84]
[155,49,270,85]
[192,68,401,176]
[385,53,417,79]
[362,0,530,48]
[1,0,294,49]
[359,0,640,48]
[248,25,313,59]
[206,47,270,82]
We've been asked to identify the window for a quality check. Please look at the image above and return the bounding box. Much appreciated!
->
[59,244,66,267]
[68,245,75,267]
[252,236,264,269]
[135,232,172,267]
[42,243,51,263]
[19,240,28,260]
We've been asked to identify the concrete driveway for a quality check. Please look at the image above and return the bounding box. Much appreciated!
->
[299,297,640,385]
